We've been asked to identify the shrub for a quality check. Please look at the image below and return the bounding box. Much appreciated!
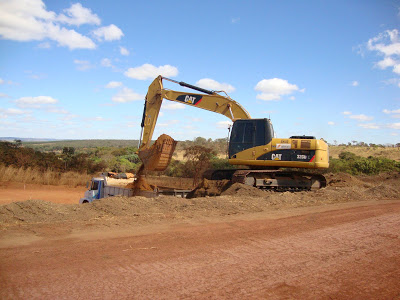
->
[329,151,400,175]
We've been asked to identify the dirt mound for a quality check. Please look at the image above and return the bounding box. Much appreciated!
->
[0,200,82,224]
[187,179,269,198]
[186,179,231,198]
[325,173,370,188]
[221,183,268,198]
[1,172,400,233]
[365,184,400,199]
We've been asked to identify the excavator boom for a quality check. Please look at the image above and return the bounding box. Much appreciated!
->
[139,76,251,150]
[138,76,251,171]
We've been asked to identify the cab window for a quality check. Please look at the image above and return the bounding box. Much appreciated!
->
[91,181,99,191]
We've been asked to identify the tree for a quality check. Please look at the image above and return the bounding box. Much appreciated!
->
[62,147,75,170]
[14,139,22,148]
[193,137,207,146]
[183,145,216,185]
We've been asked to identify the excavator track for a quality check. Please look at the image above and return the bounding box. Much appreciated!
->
[203,169,326,191]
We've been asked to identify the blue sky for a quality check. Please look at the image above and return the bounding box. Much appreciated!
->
[0,0,400,144]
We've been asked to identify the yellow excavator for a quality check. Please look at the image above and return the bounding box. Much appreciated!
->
[138,76,329,191]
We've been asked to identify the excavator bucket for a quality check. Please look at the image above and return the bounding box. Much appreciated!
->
[138,134,177,171]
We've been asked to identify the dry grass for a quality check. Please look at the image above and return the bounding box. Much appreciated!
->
[329,146,400,160]
[0,165,91,187]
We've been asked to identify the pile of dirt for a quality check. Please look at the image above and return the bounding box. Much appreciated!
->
[221,183,268,198]
[124,165,155,194]
[125,176,154,191]
[365,184,400,199]
[186,179,231,198]
[1,172,400,233]
[325,173,371,188]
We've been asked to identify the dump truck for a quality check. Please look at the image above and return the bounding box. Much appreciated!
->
[79,173,192,203]
[79,173,135,203]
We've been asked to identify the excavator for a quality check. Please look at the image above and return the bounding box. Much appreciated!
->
[137,75,329,191]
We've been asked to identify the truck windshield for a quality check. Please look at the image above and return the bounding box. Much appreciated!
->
[91,181,99,191]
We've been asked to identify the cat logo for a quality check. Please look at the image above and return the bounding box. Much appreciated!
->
[184,95,196,104]
[176,94,203,105]
[271,153,282,160]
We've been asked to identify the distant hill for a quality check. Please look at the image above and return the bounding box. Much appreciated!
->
[0,137,59,142]
[21,139,140,151]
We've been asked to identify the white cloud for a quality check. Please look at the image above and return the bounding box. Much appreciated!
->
[37,41,50,48]
[105,81,123,88]
[376,57,397,69]
[351,81,359,86]
[0,78,16,85]
[92,24,123,41]
[61,114,78,121]
[342,111,352,115]
[47,23,96,50]
[101,58,113,67]
[58,3,100,26]
[46,107,68,114]
[158,120,179,127]
[0,0,96,49]
[348,114,374,122]
[162,102,185,110]
[255,78,303,101]
[196,78,235,93]
[112,87,144,103]
[120,46,129,56]
[15,96,58,108]
[366,29,400,77]
[358,123,380,129]
[0,0,124,50]
[88,116,108,122]
[74,59,93,71]
[0,108,25,115]
[124,64,178,80]
[387,123,400,129]
[217,120,233,128]
[328,121,335,125]
[0,0,55,41]
[383,78,400,88]
[231,17,240,24]
[383,108,400,114]
[0,93,10,98]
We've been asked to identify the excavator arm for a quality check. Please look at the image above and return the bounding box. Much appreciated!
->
[139,75,251,150]
[137,76,251,171]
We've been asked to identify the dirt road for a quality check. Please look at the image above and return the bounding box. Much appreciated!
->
[1,201,399,299]
[0,181,85,205]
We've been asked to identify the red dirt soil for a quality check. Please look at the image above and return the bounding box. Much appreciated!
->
[0,201,399,299]
[0,181,86,205]
[1,173,400,299]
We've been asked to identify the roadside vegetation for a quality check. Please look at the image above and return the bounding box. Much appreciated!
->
[328,152,400,175]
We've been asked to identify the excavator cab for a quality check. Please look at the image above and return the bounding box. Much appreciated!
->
[229,119,274,158]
